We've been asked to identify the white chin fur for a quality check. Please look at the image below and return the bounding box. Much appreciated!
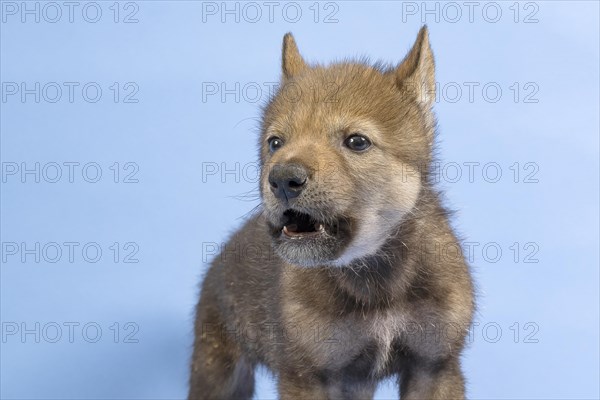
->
[329,173,421,267]
[328,210,402,267]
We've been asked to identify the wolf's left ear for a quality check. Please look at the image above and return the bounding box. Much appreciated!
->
[396,26,436,108]
[282,33,307,79]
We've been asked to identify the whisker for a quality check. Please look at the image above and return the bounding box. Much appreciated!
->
[237,203,264,221]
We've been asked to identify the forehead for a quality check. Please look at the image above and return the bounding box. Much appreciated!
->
[264,63,405,135]
[266,114,383,143]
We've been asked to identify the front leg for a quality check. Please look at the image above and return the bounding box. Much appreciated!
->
[188,289,255,400]
[278,372,377,400]
[278,373,330,400]
[400,357,466,400]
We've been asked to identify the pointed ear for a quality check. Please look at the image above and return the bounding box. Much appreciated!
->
[396,26,436,108]
[282,33,307,79]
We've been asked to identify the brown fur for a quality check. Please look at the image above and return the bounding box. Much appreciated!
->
[189,27,475,400]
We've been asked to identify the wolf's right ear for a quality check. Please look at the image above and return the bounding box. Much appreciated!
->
[396,26,436,109]
[282,33,307,79]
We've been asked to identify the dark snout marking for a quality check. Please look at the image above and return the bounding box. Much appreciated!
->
[268,163,308,201]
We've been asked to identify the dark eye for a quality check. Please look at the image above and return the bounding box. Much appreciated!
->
[268,136,284,153]
[344,134,371,152]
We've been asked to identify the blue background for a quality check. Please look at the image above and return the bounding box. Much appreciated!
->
[1,1,598,399]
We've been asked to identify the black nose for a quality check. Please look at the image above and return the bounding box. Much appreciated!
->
[268,163,308,201]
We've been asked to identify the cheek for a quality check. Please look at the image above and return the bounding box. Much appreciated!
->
[353,155,422,215]
[387,162,422,214]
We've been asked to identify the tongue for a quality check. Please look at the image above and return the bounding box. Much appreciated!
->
[283,223,324,237]
[281,210,324,236]
[286,224,298,233]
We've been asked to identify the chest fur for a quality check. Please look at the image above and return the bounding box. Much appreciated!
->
[281,298,409,375]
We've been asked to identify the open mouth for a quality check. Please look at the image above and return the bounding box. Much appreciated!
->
[281,209,327,239]
[268,208,353,266]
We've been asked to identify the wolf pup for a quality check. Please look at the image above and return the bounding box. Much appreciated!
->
[190,27,475,400]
